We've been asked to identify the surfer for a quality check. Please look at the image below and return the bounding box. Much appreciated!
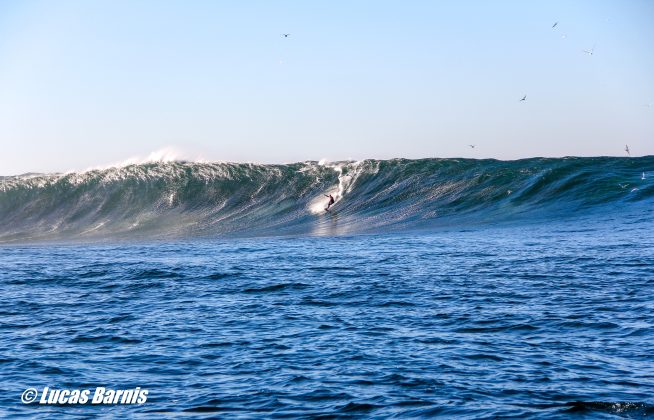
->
[324,194,335,211]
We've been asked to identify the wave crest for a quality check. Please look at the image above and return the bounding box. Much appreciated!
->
[0,157,652,241]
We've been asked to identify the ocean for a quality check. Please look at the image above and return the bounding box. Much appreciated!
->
[1,157,653,418]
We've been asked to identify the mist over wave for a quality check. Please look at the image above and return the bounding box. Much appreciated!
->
[1,157,652,242]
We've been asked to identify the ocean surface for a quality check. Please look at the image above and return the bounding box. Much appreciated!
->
[1,157,653,418]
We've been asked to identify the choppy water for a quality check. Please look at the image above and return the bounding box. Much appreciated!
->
[2,210,653,418]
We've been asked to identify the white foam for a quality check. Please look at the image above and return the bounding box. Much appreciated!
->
[79,147,188,173]
[308,161,363,214]
[309,195,331,214]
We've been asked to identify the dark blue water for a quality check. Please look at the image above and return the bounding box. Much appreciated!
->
[2,209,653,418]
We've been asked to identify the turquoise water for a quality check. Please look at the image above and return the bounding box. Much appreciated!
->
[1,157,651,241]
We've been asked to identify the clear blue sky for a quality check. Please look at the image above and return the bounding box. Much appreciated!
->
[0,0,652,174]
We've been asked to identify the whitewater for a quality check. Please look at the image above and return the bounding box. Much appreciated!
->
[1,157,652,242]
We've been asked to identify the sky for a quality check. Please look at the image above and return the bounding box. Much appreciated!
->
[0,0,653,174]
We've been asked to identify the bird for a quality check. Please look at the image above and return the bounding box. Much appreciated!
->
[468,144,476,149]
[625,145,630,156]
[520,95,527,102]
[583,44,596,55]
[282,33,290,38]
[552,22,558,29]
[642,172,646,180]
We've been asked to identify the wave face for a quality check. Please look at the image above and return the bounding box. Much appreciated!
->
[1,157,652,242]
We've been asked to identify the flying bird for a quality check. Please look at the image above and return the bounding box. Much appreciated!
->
[552,22,558,29]
[282,33,290,38]
[520,95,527,102]
[583,44,596,55]
[468,144,476,149]
[625,145,630,156]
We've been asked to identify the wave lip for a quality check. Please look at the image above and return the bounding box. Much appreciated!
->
[0,156,652,242]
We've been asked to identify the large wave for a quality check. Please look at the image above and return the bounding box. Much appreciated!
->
[1,157,652,242]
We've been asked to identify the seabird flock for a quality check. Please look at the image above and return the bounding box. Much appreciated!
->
[281,18,648,158]
[512,21,643,157]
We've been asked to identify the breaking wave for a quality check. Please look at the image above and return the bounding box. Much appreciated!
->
[0,157,652,242]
